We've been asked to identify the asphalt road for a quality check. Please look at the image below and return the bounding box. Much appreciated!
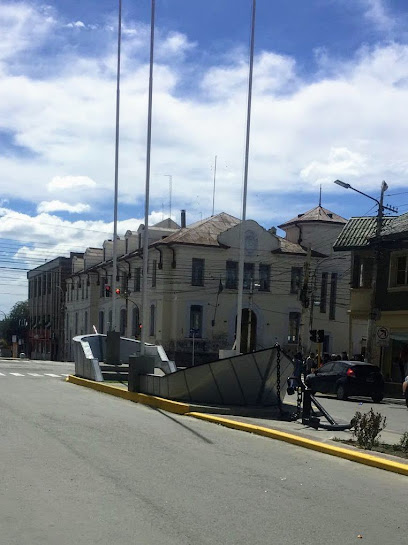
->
[0,359,407,545]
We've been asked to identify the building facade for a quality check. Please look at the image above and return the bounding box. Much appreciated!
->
[63,207,352,364]
[334,212,408,383]
[27,253,83,360]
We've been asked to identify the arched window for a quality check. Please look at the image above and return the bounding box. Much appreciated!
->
[132,306,140,338]
[120,308,127,336]
[149,304,155,336]
[98,311,104,334]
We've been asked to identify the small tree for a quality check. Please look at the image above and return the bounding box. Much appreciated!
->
[0,301,29,344]
[351,409,387,450]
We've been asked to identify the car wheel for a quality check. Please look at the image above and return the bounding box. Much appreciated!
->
[371,393,383,403]
[336,384,348,400]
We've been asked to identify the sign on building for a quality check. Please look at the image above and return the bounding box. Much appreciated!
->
[376,326,390,347]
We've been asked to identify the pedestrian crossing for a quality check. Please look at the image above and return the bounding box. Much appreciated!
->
[0,372,69,378]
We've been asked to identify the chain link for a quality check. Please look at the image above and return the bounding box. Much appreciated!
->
[275,343,281,415]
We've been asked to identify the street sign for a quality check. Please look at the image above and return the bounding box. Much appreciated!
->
[376,326,390,347]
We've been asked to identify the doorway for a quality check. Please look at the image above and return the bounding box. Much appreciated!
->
[236,308,257,353]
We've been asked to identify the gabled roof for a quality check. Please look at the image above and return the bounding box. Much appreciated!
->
[152,218,180,229]
[380,212,408,239]
[273,238,326,257]
[333,216,396,250]
[154,212,240,247]
[278,205,347,229]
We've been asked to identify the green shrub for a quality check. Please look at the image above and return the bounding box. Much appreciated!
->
[398,432,408,453]
[351,409,386,450]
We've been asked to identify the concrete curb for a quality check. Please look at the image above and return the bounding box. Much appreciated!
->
[66,375,190,415]
[187,412,408,477]
[66,375,408,476]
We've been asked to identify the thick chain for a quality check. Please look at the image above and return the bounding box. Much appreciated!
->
[275,343,281,414]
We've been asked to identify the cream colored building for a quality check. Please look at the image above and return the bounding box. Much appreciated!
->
[64,207,355,364]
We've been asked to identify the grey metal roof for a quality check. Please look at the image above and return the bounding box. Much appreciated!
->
[333,216,396,250]
[380,212,408,239]
[154,212,241,247]
[278,205,347,229]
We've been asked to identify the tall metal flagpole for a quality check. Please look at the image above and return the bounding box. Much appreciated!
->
[235,0,256,354]
[212,155,217,216]
[141,0,156,355]
[112,0,122,331]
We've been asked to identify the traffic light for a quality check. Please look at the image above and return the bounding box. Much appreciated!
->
[317,329,324,343]
[309,329,317,342]
[115,288,121,295]
[105,285,111,297]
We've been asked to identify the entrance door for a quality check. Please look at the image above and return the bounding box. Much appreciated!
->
[237,308,257,353]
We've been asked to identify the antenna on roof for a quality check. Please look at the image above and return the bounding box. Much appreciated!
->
[319,184,322,207]
[212,155,217,216]
[164,175,172,220]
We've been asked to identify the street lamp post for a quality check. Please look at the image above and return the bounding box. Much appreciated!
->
[333,180,397,363]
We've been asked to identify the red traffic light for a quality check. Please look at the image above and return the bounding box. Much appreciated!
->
[115,288,121,294]
[105,285,111,292]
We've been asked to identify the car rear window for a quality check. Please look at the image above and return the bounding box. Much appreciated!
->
[351,365,380,377]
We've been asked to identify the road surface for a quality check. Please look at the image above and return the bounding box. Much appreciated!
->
[0,359,407,544]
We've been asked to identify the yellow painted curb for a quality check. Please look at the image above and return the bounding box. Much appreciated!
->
[66,375,191,415]
[188,412,408,477]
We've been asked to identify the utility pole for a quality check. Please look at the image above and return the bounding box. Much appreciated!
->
[365,181,387,363]
[334,179,397,364]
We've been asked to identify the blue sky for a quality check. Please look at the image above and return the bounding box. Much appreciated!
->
[1,0,408,313]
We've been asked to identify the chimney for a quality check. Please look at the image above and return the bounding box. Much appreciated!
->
[181,209,186,228]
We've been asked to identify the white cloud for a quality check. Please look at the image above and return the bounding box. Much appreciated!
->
[36,201,91,214]
[65,21,86,29]
[360,0,395,33]
[300,147,368,184]
[47,176,97,192]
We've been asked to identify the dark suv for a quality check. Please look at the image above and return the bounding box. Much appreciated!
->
[305,360,384,402]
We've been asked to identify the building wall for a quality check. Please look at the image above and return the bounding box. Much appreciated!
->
[63,220,352,364]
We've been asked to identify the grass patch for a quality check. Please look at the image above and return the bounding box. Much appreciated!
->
[333,438,408,460]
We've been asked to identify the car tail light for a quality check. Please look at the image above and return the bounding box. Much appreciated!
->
[346,368,355,377]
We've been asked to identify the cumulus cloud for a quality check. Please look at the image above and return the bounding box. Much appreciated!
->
[360,0,395,33]
[65,20,86,29]
[47,176,97,192]
[36,201,91,214]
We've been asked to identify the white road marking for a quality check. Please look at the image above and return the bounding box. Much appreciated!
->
[61,374,69,377]
[27,373,42,377]
[10,373,24,376]
[44,373,61,377]
[0,372,6,376]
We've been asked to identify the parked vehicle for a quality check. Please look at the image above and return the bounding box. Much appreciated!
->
[305,360,384,402]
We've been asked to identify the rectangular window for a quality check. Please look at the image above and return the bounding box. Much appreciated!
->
[259,264,270,291]
[84,311,88,333]
[42,275,46,295]
[47,273,51,294]
[290,267,303,294]
[134,268,141,292]
[190,305,203,338]
[329,272,337,320]
[192,258,204,286]
[226,261,238,289]
[243,263,255,290]
[149,305,155,336]
[359,258,374,288]
[152,260,157,287]
[320,272,328,313]
[351,254,361,288]
[288,312,300,344]
[81,282,84,300]
[396,256,408,285]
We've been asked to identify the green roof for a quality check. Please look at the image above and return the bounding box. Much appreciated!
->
[334,216,396,250]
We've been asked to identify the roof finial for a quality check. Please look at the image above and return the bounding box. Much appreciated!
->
[319,184,322,207]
